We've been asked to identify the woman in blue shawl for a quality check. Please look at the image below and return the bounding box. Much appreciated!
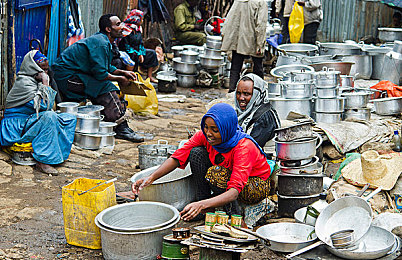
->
[133,103,273,221]
[0,50,76,175]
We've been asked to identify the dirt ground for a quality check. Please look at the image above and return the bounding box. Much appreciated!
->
[0,86,336,260]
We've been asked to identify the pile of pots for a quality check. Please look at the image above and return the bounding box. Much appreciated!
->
[172,45,201,88]
[200,36,224,72]
[274,122,324,217]
[156,64,177,93]
[57,103,116,150]
[342,91,371,120]
[379,40,402,85]
[95,202,180,260]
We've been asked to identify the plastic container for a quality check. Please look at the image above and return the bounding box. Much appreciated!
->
[62,178,117,249]
[393,130,401,152]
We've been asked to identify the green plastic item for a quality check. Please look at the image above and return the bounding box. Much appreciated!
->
[333,153,361,181]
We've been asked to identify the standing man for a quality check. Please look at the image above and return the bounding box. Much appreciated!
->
[52,14,144,143]
[298,0,322,44]
[221,0,269,93]
[174,0,206,46]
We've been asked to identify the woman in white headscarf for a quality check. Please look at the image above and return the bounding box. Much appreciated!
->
[234,73,281,148]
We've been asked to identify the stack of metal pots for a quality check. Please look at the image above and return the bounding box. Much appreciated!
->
[341,91,371,121]
[274,122,324,217]
[172,46,200,88]
[379,40,402,85]
[313,67,345,124]
[200,36,224,72]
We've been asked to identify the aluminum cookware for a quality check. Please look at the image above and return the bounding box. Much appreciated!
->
[131,165,195,211]
[268,83,281,98]
[277,43,319,56]
[176,73,197,88]
[179,50,198,63]
[99,122,117,134]
[340,75,355,87]
[378,27,402,42]
[172,46,184,57]
[199,55,224,69]
[157,70,176,78]
[76,114,102,134]
[280,81,314,99]
[344,108,371,121]
[280,158,314,167]
[74,132,102,150]
[270,64,315,82]
[310,62,354,75]
[204,47,222,58]
[138,140,178,169]
[301,55,336,65]
[315,97,345,113]
[274,134,323,161]
[277,193,321,217]
[100,133,116,148]
[315,87,339,98]
[366,47,392,80]
[205,36,222,50]
[256,223,318,252]
[57,102,79,114]
[289,70,315,82]
[276,52,304,67]
[172,57,198,74]
[269,97,312,119]
[274,122,313,142]
[342,92,370,109]
[77,105,104,117]
[278,173,324,196]
[279,156,323,175]
[371,97,402,115]
[182,45,200,53]
[314,112,343,124]
[317,42,362,56]
[380,41,402,85]
[340,54,372,79]
[314,67,341,86]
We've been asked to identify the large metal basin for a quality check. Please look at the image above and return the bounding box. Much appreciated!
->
[256,223,317,253]
[317,42,362,56]
[131,165,195,211]
[340,54,372,79]
[271,64,315,82]
[269,97,312,119]
[277,43,319,56]
[371,97,402,115]
[172,57,198,74]
[378,27,402,42]
[274,134,323,161]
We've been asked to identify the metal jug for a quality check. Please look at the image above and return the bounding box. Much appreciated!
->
[380,40,402,85]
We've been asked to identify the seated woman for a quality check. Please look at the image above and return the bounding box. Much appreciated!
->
[0,50,77,175]
[118,9,159,83]
[235,74,281,148]
[133,103,274,221]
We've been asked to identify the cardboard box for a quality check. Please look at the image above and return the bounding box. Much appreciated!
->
[115,81,151,96]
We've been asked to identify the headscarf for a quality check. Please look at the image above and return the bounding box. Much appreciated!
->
[6,50,54,116]
[235,73,270,132]
[33,51,48,64]
[201,103,266,156]
[122,9,144,36]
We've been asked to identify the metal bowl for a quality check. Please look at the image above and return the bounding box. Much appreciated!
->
[199,55,224,69]
[256,223,318,253]
[57,102,79,114]
[277,43,319,56]
[371,97,402,115]
[172,57,198,74]
[176,73,197,88]
[77,105,104,117]
[180,50,198,63]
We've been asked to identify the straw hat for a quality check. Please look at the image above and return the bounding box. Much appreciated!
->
[342,150,402,191]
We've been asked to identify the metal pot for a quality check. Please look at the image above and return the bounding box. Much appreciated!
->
[57,102,79,114]
[156,74,178,93]
[315,97,345,113]
[280,82,314,99]
[340,75,354,87]
[74,132,102,150]
[204,48,222,58]
[274,122,313,142]
[199,55,224,69]
[314,112,343,124]
[342,92,370,109]
[277,43,319,56]
[310,62,354,75]
[314,67,341,86]
[269,98,312,119]
[289,70,315,82]
[340,54,372,79]
[380,44,402,85]
[317,42,362,56]
[301,55,336,65]
[256,223,318,252]
[274,134,323,161]
[77,105,104,117]
[100,133,116,148]
[378,27,402,42]
[344,108,371,121]
[278,173,324,196]
[157,70,176,78]
[271,65,315,82]
[182,45,200,53]
[366,47,392,80]
[172,46,184,57]
[172,57,198,74]
[277,193,320,217]
[176,73,197,88]
[99,122,117,134]
[76,114,102,134]
[180,50,198,63]
[268,83,281,98]
[276,53,304,67]
[206,36,222,50]
[137,140,178,169]
[371,97,402,115]
[131,165,195,211]
[279,156,323,175]
[315,87,339,98]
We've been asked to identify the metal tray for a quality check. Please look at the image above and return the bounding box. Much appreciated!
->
[193,226,258,243]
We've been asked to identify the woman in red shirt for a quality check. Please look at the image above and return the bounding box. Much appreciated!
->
[132,103,272,221]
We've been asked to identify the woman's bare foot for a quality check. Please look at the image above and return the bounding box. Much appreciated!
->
[149,76,158,83]
[36,162,58,175]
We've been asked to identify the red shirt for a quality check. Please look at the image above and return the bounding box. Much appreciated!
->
[171,131,271,193]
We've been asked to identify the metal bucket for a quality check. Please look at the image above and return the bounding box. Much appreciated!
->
[75,114,102,134]
[131,165,195,211]
[138,140,178,169]
[269,98,312,119]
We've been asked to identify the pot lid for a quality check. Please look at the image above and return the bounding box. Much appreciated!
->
[181,50,198,56]
[172,46,184,50]
[78,105,104,113]
[206,35,222,41]
[156,74,177,81]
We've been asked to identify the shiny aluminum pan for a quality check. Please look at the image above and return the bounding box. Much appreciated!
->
[172,46,184,57]
[199,55,224,69]
[371,97,402,115]
[317,42,362,56]
[269,97,312,119]
[274,134,323,161]
[176,73,198,88]
[99,122,117,134]
[75,114,102,134]
[326,226,395,259]
[279,156,323,175]
[315,97,345,113]
[274,121,313,142]
[131,165,195,211]
[342,92,370,109]
[77,105,104,117]
[172,57,199,74]
[268,83,281,98]
[315,87,339,98]
[100,133,116,148]
[204,47,223,58]
[344,108,371,121]
[280,82,314,99]
[57,102,79,114]
[277,43,319,56]
[74,132,102,150]
[311,62,354,75]
[271,65,315,82]
[314,67,341,86]
[256,223,317,253]
[97,201,180,232]
[314,112,343,124]
[205,38,222,50]
[180,50,199,63]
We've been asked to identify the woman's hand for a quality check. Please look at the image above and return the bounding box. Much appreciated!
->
[131,176,153,195]
[122,70,137,81]
[138,55,145,63]
[35,72,49,86]
[180,201,206,221]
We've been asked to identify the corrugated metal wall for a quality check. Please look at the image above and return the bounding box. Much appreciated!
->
[77,0,103,37]
[1,0,8,109]
[103,0,128,20]
[319,0,394,42]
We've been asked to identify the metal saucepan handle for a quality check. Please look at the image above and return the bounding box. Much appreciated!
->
[299,169,319,175]
[285,241,324,259]
[356,183,370,197]
[363,186,382,202]
[157,140,168,145]
[315,133,323,149]
[271,18,282,26]
[228,225,271,246]
[100,115,104,120]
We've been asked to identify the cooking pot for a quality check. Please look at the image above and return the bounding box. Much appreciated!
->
[277,193,320,217]
[310,62,354,75]
[315,87,339,98]
[317,42,362,56]
[378,27,402,42]
[268,83,281,98]
[74,132,102,150]
[172,57,198,75]
[314,112,343,124]
[271,65,315,82]
[204,48,222,58]
[275,122,313,142]
[176,73,197,88]
[57,102,79,114]
[156,74,178,93]
[340,75,354,87]
[269,98,312,119]
[289,70,315,82]
[172,46,184,57]
[380,41,402,85]
[157,70,176,78]
[131,165,195,211]
[277,43,319,56]
[76,114,103,134]
[301,55,336,65]
[206,36,222,50]
[366,47,392,80]
[199,55,224,69]
[138,140,178,169]
[342,92,370,109]
[276,52,304,67]
[344,108,371,121]
[182,45,200,53]
[99,122,117,134]
[280,81,314,99]
[278,173,324,196]
[180,50,198,63]
[315,97,345,113]
[77,105,104,117]
[371,97,402,115]
[339,54,372,79]
[279,156,323,175]
[314,67,341,86]
[274,134,323,161]
[100,133,116,148]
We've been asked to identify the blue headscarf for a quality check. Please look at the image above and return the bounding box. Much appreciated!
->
[201,103,266,156]
[33,51,48,64]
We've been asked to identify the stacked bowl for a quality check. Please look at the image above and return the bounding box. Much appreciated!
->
[274,122,324,217]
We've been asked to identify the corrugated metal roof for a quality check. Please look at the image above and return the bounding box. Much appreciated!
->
[77,0,103,37]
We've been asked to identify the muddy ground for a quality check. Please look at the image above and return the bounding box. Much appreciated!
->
[0,86,337,260]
